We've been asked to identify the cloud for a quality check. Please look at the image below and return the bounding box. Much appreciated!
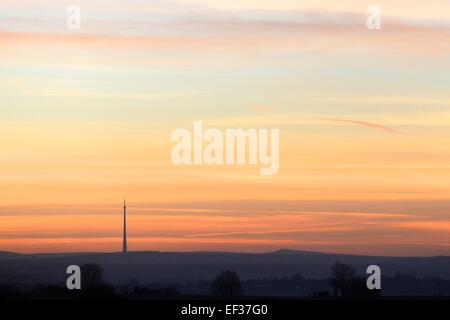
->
[183,226,364,238]
[2,3,450,60]
[319,117,402,134]
[393,221,450,232]
[20,89,204,100]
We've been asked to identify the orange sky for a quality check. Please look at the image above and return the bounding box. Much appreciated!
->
[0,0,450,256]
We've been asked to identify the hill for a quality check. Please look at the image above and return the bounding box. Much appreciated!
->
[0,249,449,286]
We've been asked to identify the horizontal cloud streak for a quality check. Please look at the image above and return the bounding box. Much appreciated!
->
[319,118,401,134]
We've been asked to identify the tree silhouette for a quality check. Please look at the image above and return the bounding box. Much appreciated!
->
[330,262,357,297]
[80,263,104,290]
[211,270,243,297]
[78,263,117,298]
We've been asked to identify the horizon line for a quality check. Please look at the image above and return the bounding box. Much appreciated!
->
[1,248,448,259]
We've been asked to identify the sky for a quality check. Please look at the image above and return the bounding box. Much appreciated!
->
[0,0,450,256]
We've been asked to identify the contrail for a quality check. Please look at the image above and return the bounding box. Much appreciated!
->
[319,117,401,134]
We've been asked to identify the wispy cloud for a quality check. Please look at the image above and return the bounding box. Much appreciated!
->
[183,226,364,238]
[2,2,450,60]
[319,117,402,134]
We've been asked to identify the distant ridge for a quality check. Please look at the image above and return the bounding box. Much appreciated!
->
[1,248,449,258]
[1,249,449,286]
[270,249,326,256]
[0,251,22,260]
[0,251,18,255]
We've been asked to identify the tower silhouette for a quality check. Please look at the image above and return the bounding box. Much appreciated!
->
[122,198,127,255]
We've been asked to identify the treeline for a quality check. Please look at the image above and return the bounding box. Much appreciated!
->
[242,273,450,297]
[1,262,450,300]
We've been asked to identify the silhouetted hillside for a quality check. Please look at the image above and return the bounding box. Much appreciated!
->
[1,249,449,288]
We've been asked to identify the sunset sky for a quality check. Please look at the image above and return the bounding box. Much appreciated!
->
[1,0,450,256]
